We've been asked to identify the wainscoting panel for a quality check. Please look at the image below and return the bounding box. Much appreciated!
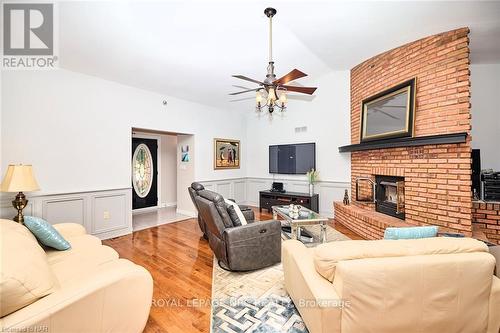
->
[0,178,350,239]
[199,177,350,217]
[317,183,350,217]
[244,177,350,218]
[246,179,270,205]
[288,182,309,194]
[203,184,215,191]
[216,182,232,199]
[91,193,128,235]
[0,188,132,240]
[42,196,85,225]
[233,180,246,203]
[200,178,250,204]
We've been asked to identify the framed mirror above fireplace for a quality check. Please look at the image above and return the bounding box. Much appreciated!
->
[360,78,416,142]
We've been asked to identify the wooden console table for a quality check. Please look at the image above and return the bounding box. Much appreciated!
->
[259,190,319,213]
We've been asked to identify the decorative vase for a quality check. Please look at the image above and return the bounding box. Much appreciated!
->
[343,189,350,205]
[309,184,314,196]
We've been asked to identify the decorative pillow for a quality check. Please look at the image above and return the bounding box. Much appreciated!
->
[24,216,71,250]
[384,226,438,240]
[225,199,247,226]
[0,219,58,316]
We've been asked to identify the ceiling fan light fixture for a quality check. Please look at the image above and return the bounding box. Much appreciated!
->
[231,7,317,116]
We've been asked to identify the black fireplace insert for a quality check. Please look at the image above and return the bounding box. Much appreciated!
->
[375,175,405,220]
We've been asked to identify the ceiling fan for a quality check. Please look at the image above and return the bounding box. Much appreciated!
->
[230,7,317,114]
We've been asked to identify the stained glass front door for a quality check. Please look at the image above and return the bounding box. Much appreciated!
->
[132,138,158,210]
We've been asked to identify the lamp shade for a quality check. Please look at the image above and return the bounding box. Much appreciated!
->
[0,165,40,193]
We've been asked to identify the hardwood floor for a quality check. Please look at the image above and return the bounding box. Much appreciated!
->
[103,216,212,333]
[103,207,363,333]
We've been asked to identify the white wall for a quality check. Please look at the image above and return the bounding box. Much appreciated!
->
[471,64,500,171]
[1,69,247,199]
[160,134,178,207]
[176,134,195,215]
[1,68,351,220]
[245,70,351,184]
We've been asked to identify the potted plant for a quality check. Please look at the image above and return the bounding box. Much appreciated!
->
[306,168,319,195]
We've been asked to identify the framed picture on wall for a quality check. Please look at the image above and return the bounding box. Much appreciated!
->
[360,78,416,142]
[214,138,240,170]
[181,145,189,162]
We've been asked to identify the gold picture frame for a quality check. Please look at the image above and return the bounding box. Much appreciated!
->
[360,78,416,142]
[214,138,240,170]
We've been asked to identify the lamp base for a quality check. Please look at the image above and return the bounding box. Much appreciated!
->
[12,192,28,224]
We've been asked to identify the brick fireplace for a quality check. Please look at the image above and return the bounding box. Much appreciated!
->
[335,27,473,239]
[374,175,405,220]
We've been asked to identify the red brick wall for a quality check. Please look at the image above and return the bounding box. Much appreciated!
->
[472,201,500,244]
[348,28,472,236]
[351,28,470,143]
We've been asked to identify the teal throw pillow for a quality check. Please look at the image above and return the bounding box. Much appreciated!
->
[384,226,438,240]
[23,216,71,250]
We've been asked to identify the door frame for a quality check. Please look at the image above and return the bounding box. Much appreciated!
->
[132,132,161,213]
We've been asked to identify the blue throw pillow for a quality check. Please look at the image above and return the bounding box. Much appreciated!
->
[384,226,438,240]
[23,216,71,250]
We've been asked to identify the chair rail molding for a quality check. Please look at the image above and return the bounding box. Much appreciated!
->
[0,188,132,240]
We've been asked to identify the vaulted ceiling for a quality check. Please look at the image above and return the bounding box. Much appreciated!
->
[58,1,500,110]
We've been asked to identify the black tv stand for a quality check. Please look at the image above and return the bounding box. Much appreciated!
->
[259,190,319,213]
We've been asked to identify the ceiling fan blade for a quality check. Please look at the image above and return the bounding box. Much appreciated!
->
[232,75,264,85]
[281,85,317,95]
[229,88,260,96]
[274,69,307,85]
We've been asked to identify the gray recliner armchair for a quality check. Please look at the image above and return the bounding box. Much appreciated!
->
[195,189,281,271]
[188,182,254,239]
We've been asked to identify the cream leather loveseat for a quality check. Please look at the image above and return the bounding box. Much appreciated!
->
[283,237,500,333]
[0,219,153,333]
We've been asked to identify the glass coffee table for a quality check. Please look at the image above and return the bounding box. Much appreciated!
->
[272,205,328,243]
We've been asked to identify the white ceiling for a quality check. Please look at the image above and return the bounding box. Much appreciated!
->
[58,0,500,111]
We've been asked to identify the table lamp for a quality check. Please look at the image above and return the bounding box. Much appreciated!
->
[0,164,40,224]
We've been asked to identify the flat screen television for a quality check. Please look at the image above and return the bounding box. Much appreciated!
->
[269,143,316,174]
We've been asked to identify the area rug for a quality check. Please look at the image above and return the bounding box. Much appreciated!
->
[210,224,350,333]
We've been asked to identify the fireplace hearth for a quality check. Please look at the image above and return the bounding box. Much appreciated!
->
[375,175,405,220]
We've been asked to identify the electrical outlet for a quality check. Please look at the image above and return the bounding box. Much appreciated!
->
[103,211,110,220]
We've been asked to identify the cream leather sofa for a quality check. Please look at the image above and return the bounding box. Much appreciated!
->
[0,219,153,333]
[283,238,500,333]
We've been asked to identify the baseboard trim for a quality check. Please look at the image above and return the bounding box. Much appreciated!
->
[176,209,197,218]
[132,206,159,215]
[94,227,133,240]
